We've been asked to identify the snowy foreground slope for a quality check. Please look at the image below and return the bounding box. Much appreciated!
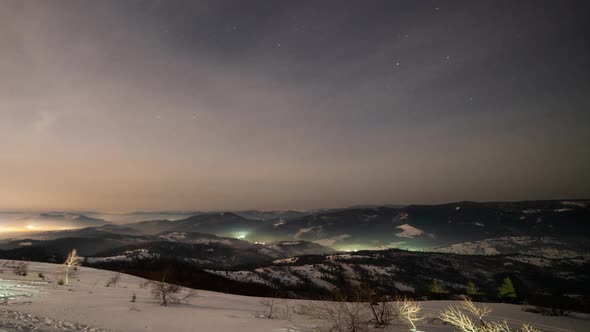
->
[0,260,587,332]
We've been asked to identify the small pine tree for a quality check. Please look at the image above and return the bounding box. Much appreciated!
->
[466,281,482,298]
[429,280,449,299]
[498,277,517,302]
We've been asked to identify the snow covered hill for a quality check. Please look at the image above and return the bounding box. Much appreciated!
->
[1,260,587,332]
[197,248,589,302]
[432,236,590,258]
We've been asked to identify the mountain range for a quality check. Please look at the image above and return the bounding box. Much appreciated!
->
[1,199,588,309]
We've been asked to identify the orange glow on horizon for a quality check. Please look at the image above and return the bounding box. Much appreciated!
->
[0,225,75,235]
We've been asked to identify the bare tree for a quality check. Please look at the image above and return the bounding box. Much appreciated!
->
[298,289,369,332]
[481,320,537,332]
[439,299,541,332]
[462,299,492,326]
[359,285,396,326]
[259,297,286,319]
[63,249,81,285]
[396,297,424,332]
[13,261,29,276]
[439,305,479,332]
[520,324,541,332]
[105,272,121,287]
[142,276,195,306]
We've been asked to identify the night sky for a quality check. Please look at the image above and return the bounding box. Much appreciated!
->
[1,1,589,212]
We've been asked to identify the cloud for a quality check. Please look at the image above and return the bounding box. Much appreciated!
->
[395,224,424,238]
[294,226,322,239]
[313,234,351,247]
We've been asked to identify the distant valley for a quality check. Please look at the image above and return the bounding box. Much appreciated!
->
[1,199,589,310]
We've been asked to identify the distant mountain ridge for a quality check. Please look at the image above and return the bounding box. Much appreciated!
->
[0,227,335,267]
[1,199,588,309]
[2,199,588,255]
[0,213,110,236]
[252,199,590,250]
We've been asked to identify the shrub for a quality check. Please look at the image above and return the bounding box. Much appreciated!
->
[440,298,540,332]
[523,305,570,317]
[396,297,424,332]
[142,277,195,306]
[259,297,286,319]
[360,285,396,326]
[13,262,28,276]
[105,273,122,287]
[298,289,370,332]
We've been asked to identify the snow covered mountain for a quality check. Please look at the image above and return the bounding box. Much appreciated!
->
[432,236,590,258]
[252,200,590,250]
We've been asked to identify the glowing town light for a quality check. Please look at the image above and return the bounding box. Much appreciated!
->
[235,232,247,239]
